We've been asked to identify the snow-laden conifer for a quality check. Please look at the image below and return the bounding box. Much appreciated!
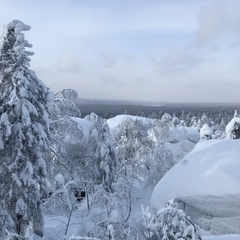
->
[226,117,240,139]
[0,20,52,238]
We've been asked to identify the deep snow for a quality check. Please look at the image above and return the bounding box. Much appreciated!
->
[42,116,239,239]
[151,138,240,235]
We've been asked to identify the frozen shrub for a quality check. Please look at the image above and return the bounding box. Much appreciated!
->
[142,200,201,240]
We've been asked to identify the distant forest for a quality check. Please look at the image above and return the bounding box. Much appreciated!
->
[75,98,240,119]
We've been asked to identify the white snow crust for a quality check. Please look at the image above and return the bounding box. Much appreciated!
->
[151,139,240,235]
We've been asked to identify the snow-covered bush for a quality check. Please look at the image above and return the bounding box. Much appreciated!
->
[142,200,201,240]
[226,117,240,139]
[55,89,78,101]
[200,124,212,140]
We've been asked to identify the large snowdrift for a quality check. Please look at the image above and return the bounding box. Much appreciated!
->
[151,139,240,235]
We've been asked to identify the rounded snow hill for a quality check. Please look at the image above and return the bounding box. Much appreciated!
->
[151,139,240,234]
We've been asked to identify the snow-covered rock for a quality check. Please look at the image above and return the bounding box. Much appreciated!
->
[55,173,65,185]
[151,139,240,235]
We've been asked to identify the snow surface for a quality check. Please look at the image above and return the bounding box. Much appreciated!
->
[203,235,240,240]
[151,139,240,209]
[151,139,240,235]
[41,135,240,239]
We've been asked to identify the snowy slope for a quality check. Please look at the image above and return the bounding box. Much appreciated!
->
[151,139,240,235]
[203,236,240,240]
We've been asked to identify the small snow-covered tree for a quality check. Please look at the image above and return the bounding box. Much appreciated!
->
[116,117,153,182]
[142,200,201,240]
[0,20,52,238]
[96,122,116,192]
[49,96,81,119]
[226,117,240,139]
[55,88,78,101]
[200,124,212,140]
[234,110,239,118]
[172,117,179,127]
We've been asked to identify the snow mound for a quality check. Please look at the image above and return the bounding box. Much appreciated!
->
[151,139,240,234]
[203,235,240,240]
[55,174,65,185]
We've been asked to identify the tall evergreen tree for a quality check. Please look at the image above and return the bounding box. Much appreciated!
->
[0,20,53,238]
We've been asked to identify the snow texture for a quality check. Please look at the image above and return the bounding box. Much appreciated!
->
[55,173,65,185]
[151,139,240,234]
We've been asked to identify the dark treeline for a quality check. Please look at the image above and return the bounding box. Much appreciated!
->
[75,99,240,119]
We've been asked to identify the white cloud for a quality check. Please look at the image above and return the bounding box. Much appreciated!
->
[100,75,120,85]
[1,0,240,103]
[98,52,117,68]
[195,0,240,47]
[153,47,203,75]
[57,54,80,72]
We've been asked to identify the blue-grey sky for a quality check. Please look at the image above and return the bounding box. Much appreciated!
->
[1,0,240,103]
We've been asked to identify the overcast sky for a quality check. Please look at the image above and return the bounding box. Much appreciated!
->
[1,0,240,103]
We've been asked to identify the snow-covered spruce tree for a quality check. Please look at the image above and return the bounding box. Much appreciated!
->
[116,117,153,182]
[0,20,52,238]
[49,90,81,120]
[96,122,116,192]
